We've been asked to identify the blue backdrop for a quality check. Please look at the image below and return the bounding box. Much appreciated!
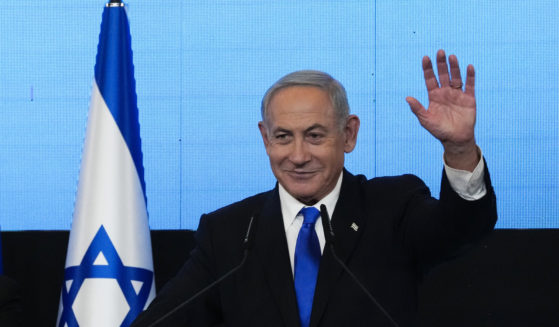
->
[0,1,557,230]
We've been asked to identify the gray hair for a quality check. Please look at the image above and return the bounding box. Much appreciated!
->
[260,70,350,129]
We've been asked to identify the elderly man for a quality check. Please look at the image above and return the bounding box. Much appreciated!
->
[132,50,497,327]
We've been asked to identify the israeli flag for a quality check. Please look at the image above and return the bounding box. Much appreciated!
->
[57,2,155,326]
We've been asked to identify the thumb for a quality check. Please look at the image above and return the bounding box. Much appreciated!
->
[406,96,426,120]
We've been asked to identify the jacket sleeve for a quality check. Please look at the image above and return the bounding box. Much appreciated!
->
[398,159,497,268]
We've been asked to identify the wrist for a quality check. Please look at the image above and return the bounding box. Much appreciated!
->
[443,140,480,172]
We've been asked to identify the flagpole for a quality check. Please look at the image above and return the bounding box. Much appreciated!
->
[107,0,124,7]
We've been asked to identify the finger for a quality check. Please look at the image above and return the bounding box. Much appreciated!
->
[406,96,427,121]
[436,49,450,87]
[465,64,475,97]
[422,56,439,92]
[448,54,463,89]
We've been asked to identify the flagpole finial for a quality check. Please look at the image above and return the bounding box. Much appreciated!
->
[106,0,124,7]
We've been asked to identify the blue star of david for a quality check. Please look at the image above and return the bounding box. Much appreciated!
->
[58,225,153,327]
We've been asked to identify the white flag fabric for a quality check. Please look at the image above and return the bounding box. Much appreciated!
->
[57,2,155,327]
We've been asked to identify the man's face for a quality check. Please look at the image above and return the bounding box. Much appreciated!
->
[258,86,359,205]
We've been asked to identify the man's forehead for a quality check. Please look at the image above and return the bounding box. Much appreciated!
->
[265,107,335,130]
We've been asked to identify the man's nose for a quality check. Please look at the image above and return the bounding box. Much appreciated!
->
[289,138,311,165]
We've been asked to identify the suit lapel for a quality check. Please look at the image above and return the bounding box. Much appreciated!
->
[310,170,367,327]
[255,187,301,327]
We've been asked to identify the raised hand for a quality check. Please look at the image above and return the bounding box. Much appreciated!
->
[406,49,480,171]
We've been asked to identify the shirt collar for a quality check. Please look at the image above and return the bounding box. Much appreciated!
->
[278,171,343,231]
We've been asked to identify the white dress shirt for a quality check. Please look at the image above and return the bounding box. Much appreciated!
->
[278,155,487,274]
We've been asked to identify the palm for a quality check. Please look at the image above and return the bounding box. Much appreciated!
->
[407,50,476,148]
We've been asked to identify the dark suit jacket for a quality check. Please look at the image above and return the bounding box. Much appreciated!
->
[0,275,23,327]
[132,168,497,327]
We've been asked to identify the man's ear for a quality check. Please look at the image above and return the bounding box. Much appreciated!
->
[258,121,271,152]
[343,114,360,153]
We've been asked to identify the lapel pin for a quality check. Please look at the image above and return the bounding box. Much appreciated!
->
[350,222,359,231]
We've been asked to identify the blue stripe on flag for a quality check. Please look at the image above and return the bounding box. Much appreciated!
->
[94,6,146,200]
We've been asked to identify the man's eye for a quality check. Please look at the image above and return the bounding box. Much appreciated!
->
[273,134,291,144]
[306,133,325,144]
[308,133,324,140]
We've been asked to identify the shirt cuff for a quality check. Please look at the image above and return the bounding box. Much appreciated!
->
[443,148,487,201]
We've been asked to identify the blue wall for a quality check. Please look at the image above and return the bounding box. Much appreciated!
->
[0,1,557,230]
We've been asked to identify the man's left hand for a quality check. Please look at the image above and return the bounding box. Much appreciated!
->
[406,49,480,171]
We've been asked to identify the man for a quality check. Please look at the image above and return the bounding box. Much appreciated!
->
[132,50,497,326]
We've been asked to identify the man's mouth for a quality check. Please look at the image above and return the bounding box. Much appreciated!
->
[287,170,317,178]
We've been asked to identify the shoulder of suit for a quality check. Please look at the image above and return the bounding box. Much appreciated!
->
[347,169,426,188]
[349,172,429,198]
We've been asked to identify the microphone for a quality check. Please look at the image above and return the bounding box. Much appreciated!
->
[145,213,259,327]
[319,205,400,327]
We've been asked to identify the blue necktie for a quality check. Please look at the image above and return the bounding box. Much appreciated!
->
[294,206,321,327]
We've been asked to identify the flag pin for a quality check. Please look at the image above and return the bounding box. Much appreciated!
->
[350,223,359,231]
